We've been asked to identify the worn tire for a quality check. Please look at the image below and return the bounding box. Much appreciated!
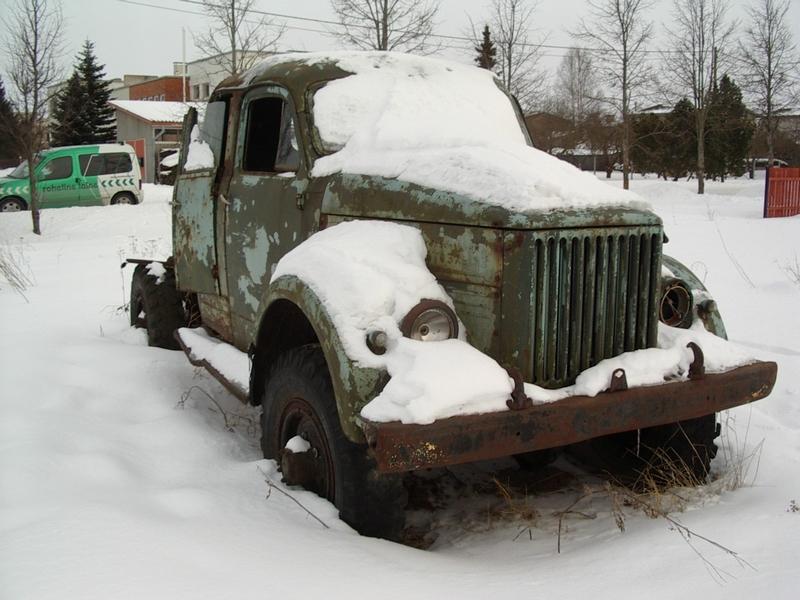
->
[111,192,137,205]
[129,263,185,349]
[570,414,720,486]
[0,197,27,212]
[261,344,407,541]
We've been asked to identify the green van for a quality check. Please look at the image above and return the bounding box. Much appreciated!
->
[0,143,141,212]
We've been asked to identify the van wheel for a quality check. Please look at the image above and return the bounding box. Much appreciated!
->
[0,197,26,212]
[111,192,137,205]
[261,344,407,541]
[129,264,185,349]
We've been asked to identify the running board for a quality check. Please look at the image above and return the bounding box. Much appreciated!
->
[175,327,250,403]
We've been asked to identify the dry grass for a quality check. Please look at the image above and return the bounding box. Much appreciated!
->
[783,254,800,288]
[714,412,764,492]
[0,239,35,301]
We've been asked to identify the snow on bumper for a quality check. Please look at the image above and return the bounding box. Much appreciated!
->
[361,360,777,473]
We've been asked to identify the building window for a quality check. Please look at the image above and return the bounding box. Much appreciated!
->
[201,83,210,99]
[192,85,200,100]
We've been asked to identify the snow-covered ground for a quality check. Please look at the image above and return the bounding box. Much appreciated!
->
[0,178,798,598]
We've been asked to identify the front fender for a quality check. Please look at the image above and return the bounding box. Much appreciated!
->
[662,255,727,339]
[254,274,387,443]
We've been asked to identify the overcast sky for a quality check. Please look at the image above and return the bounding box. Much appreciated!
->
[9,0,800,83]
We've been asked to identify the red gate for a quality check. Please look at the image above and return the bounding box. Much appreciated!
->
[764,167,800,218]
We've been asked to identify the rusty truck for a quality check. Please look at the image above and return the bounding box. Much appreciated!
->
[127,52,777,540]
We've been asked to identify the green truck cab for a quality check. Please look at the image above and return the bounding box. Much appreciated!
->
[0,143,141,211]
[128,52,776,540]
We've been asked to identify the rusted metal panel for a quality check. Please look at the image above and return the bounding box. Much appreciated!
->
[197,293,233,341]
[321,172,662,231]
[764,167,800,218]
[361,361,778,473]
[224,85,309,350]
[173,108,219,295]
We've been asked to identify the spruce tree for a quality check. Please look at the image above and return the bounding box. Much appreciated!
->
[706,75,753,181]
[78,40,116,143]
[664,99,697,180]
[50,71,91,147]
[50,40,116,147]
[474,25,497,70]
[0,76,17,161]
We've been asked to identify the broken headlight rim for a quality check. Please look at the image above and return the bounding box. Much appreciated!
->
[400,299,458,342]
[659,278,693,328]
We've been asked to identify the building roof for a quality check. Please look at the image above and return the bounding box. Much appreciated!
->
[109,100,205,124]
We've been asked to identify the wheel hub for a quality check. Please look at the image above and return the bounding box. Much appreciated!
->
[278,399,335,500]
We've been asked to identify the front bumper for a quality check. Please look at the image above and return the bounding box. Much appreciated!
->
[361,361,777,473]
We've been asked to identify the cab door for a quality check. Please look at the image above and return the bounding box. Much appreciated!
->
[172,104,227,296]
[36,154,79,208]
[225,85,306,348]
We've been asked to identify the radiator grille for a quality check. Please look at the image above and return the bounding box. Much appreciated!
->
[530,228,663,388]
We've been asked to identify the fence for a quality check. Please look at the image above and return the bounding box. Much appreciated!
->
[764,167,800,218]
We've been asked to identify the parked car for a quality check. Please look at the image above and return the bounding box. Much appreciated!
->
[751,157,788,170]
[0,143,141,212]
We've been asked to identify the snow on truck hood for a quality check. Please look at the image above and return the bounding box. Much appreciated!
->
[249,51,647,213]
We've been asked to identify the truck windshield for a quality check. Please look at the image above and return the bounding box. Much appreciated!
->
[310,55,532,155]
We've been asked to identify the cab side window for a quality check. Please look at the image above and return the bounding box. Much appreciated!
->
[242,96,299,173]
[39,156,72,181]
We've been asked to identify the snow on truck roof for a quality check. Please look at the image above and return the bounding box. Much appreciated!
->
[238,51,647,213]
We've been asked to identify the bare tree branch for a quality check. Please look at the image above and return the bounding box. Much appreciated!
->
[555,47,600,125]
[478,0,546,112]
[0,0,64,235]
[573,0,654,190]
[739,0,799,162]
[329,0,440,54]
[194,0,285,77]
[663,0,737,194]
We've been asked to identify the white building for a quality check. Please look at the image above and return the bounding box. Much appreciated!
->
[173,51,272,101]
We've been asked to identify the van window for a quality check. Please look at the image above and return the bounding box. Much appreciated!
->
[242,96,299,173]
[82,153,133,176]
[104,153,133,174]
[39,156,72,181]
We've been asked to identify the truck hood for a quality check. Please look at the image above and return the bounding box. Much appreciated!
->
[320,172,662,230]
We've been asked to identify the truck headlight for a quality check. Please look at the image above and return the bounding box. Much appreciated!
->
[400,299,458,341]
[659,279,693,328]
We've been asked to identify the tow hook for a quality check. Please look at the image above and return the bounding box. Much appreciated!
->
[687,342,705,380]
[609,368,628,392]
[505,367,533,410]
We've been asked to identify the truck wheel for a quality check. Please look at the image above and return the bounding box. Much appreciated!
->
[261,344,407,541]
[571,414,720,486]
[129,264,185,350]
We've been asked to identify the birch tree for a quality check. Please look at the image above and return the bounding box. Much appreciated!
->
[195,0,285,77]
[573,0,654,191]
[665,0,736,194]
[740,0,799,163]
[329,0,439,53]
[489,0,545,112]
[555,48,599,126]
[0,0,63,235]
